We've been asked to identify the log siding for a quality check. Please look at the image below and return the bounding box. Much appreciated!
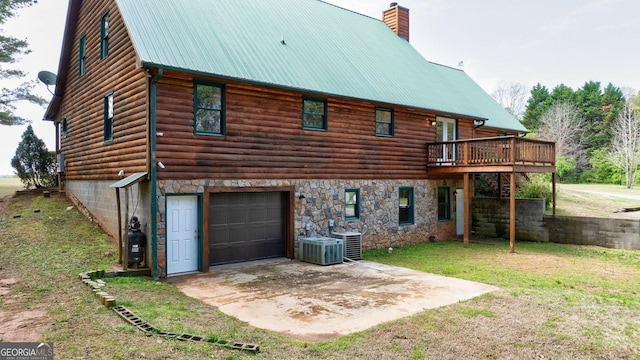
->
[153,71,504,180]
[57,0,148,180]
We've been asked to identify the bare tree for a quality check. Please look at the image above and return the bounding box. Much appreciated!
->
[537,102,585,163]
[491,82,529,120]
[609,95,640,189]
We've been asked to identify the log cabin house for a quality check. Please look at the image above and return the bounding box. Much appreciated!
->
[43,0,555,278]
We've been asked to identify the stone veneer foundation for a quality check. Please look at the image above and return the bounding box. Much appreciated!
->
[157,178,461,258]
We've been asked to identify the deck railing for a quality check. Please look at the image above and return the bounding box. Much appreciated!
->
[427,136,555,168]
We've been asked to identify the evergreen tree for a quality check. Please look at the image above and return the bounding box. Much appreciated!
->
[575,81,606,151]
[0,0,46,126]
[11,125,55,188]
[522,83,551,131]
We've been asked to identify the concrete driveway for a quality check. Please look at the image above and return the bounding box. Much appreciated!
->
[168,258,498,341]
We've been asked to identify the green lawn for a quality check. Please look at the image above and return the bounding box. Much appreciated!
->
[0,177,23,197]
[1,194,638,359]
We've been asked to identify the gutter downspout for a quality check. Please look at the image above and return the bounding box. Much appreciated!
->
[150,68,163,280]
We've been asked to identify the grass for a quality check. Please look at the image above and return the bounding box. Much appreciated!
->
[1,193,639,359]
[0,177,23,197]
[552,183,640,218]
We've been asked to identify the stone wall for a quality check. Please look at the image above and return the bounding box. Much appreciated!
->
[157,178,461,258]
[472,198,547,241]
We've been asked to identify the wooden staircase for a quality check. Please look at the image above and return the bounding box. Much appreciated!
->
[477,173,529,198]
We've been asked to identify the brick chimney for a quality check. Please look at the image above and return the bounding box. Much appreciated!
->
[382,2,410,42]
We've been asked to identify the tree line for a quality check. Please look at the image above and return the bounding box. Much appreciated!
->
[493,82,640,188]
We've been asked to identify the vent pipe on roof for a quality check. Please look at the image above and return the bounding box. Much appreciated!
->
[383,3,410,42]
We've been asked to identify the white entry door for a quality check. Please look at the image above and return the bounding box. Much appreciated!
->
[167,195,199,275]
[456,188,464,236]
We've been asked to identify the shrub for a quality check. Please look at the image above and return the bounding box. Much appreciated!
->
[516,174,552,210]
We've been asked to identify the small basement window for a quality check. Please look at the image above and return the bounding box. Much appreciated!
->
[399,187,414,225]
[438,187,451,221]
[345,189,360,220]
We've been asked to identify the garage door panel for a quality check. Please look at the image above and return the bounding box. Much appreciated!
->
[209,192,285,266]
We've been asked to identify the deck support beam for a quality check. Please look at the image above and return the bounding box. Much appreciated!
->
[552,172,556,217]
[463,172,471,248]
[509,171,516,253]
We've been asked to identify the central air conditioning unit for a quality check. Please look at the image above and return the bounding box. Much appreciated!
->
[299,237,343,266]
[332,231,362,260]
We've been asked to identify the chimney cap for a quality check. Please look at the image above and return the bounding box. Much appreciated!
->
[390,2,398,7]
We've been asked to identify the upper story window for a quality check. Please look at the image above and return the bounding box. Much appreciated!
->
[438,186,451,221]
[399,187,414,225]
[100,11,109,60]
[61,117,68,138]
[79,35,86,77]
[345,189,360,220]
[194,82,225,135]
[375,108,394,136]
[104,92,114,142]
[302,98,327,130]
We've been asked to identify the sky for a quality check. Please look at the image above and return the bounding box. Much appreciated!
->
[1,0,639,175]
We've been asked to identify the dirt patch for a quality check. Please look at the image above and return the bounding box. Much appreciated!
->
[0,276,49,342]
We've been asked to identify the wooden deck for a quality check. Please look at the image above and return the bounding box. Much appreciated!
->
[426,136,556,175]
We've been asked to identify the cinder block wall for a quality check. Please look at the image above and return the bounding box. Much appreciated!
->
[472,198,548,241]
[472,197,640,250]
[544,216,640,250]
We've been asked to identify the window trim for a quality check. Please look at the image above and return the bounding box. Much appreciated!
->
[375,107,394,137]
[437,186,451,221]
[399,187,414,225]
[345,189,360,220]
[193,81,226,136]
[79,34,86,77]
[100,10,109,60]
[302,97,328,131]
[104,91,114,142]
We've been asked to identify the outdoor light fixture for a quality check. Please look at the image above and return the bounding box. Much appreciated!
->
[118,170,125,177]
[157,162,165,169]
[430,120,437,126]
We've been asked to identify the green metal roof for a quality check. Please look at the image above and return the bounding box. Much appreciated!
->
[116,0,527,132]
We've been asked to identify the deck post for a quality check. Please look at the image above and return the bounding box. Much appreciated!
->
[552,172,556,217]
[509,171,516,253]
[463,172,471,248]
[115,187,122,264]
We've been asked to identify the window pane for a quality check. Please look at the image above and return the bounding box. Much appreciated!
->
[345,205,356,218]
[196,109,221,133]
[197,85,222,110]
[303,100,324,115]
[107,94,114,119]
[346,191,356,205]
[376,122,390,135]
[303,114,324,128]
[375,109,391,123]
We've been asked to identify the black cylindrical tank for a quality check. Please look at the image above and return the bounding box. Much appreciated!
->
[127,216,146,268]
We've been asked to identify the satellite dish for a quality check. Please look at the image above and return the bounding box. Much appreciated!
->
[37,70,57,95]
[38,70,57,85]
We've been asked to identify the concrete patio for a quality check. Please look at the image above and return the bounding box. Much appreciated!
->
[168,258,498,341]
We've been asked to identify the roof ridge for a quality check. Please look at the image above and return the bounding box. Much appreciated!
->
[315,0,381,22]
